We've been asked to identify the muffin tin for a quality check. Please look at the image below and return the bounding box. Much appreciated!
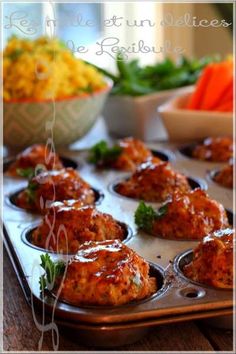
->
[3,142,234,347]
[21,220,133,254]
[3,155,79,173]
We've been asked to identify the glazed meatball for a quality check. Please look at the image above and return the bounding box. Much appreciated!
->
[15,168,95,213]
[213,163,233,189]
[90,137,161,171]
[113,137,160,171]
[183,228,234,289]
[7,144,63,177]
[45,199,87,212]
[135,189,229,240]
[58,239,157,306]
[192,137,233,162]
[32,203,126,253]
[116,161,190,202]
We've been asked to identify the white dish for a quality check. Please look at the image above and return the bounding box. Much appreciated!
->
[158,91,233,142]
[102,86,194,141]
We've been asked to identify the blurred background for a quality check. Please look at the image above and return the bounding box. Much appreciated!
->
[3,2,233,67]
[3,2,234,147]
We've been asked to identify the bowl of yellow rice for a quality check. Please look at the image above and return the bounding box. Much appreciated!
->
[3,36,112,149]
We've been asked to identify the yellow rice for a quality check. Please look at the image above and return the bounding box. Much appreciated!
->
[3,36,106,101]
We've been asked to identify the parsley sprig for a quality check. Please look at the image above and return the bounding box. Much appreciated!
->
[135,201,168,232]
[39,254,65,292]
[17,164,46,180]
[88,140,122,166]
[16,167,34,179]
[23,165,46,202]
[26,181,38,203]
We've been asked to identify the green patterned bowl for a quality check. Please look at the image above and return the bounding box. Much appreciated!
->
[4,81,112,150]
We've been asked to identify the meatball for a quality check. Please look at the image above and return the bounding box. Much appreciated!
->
[59,239,157,306]
[32,203,126,253]
[15,168,95,213]
[192,137,233,162]
[135,189,229,240]
[213,163,233,189]
[116,161,190,202]
[183,228,234,289]
[90,137,161,171]
[7,144,63,177]
[113,137,160,171]
[45,199,87,212]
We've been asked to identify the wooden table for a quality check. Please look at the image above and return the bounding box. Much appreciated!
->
[3,119,234,352]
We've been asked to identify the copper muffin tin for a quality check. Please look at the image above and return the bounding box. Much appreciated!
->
[3,142,234,347]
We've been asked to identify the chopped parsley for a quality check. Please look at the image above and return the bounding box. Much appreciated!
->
[8,48,24,61]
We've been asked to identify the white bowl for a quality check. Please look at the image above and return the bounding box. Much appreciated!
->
[102,86,194,141]
[158,91,233,142]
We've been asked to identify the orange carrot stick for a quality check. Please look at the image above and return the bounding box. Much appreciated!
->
[218,79,233,104]
[186,64,214,110]
[211,80,233,110]
[214,100,233,112]
[200,60,233,110]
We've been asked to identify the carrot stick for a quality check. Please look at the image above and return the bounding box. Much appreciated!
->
[211,79,233,110]
[217,79,233,104]
[200,60,233,110]
[214,100,233,112]
[186,64,214,109]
